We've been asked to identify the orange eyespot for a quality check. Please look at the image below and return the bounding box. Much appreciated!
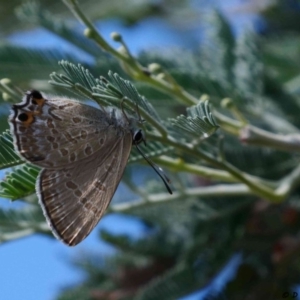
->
[18,112,34,125]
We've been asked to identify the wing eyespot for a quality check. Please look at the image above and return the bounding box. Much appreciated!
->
[18,113,29,122]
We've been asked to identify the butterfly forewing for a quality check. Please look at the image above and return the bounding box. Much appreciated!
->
[9,91,117,168]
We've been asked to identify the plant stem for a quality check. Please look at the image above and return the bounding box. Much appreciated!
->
[240,125,300,153]
[154,156,275,187]
[111,184,252,212]
[61,0,298,203]
[62,0,198,106]
[63,0,300,155]
[147,133,282,202]
[275,164,300,199]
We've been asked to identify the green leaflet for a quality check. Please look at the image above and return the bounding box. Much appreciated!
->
[0,130,24,170]
[169,100,219,142]
[0,206,48,244]
[0,164,40,200]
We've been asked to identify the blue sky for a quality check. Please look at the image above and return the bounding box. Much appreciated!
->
[1,1,263,299]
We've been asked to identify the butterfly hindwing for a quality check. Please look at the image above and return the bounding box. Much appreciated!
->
[37,132,132,246]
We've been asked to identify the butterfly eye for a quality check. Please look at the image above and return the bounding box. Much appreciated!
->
[133,129,145,145]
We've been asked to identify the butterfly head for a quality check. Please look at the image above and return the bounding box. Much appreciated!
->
[131,127,172,195]
[120,99,172,194]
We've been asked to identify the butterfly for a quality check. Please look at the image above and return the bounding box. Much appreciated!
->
[9,90,171,246]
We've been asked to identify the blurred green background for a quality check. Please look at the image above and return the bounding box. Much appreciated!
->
[1,1,300,300]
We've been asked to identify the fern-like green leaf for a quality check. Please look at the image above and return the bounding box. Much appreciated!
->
[0,164,40,200]
[134,263,201,300]
[0,130,24,169]
[169,101,218,141]
[234,30,263,99]
[0,206,48,244]
[202,10,235,90]
[100,229,180,258]
[50,61,167,135]
[108,71,162,123]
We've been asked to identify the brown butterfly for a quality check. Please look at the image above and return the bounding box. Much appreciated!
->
[9,90,171,246]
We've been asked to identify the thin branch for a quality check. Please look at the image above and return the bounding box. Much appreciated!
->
[64,0,300,158]
[147,132,280,202]
[153,156,275,188]
[215,110,300,153]
[240,125,300,153]
[275,164,300,199]
[62,0,198,106]
[64,0,295,162]
[111,184,252,213]
[0,229,35,243]
[153,156,237,182]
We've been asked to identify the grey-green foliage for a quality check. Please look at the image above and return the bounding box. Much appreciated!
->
[1,2,300,300]
[0,205,48,243]
[57,193,246,300]
[0,164,39,200]
[202,10,235,90]
[0,130,23,169]
[169,101,218,142]
[0,57,217,201]
[234,30,263,99]
[135,263,204,300]
[0,44,82,82]
[51,61,163,125]
[16,2,101,57]
[1,64,193,200]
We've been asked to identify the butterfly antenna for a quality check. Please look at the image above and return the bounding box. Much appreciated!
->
[121,97,145,126]
[135,102,145,124]
[135,143,172,194]
[120,97,130,123]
